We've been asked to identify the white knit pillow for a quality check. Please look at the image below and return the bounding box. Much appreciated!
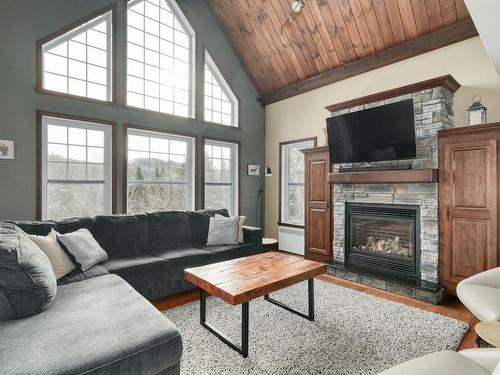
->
[29,229,76,279]
[215,214,246,243]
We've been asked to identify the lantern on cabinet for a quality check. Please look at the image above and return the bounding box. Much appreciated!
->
[467,96,487,126]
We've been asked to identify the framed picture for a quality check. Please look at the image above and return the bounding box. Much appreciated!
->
[0,140,14,160]
[247,164,260,176]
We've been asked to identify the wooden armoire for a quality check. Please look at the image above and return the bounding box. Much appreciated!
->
[439,123,500,294]
[302,146,333,262]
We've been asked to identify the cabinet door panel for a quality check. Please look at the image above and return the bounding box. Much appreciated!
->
[450,219,487,283]
[309,160,327,202]
[309,208,328,254]
[440,138,497,294]
[304,149,332,262]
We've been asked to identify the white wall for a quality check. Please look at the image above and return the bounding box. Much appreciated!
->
[265,37,500,239]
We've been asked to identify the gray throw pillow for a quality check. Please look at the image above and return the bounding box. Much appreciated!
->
[0,222,57,321]
[206,216,239,246]
[57,229,108,272]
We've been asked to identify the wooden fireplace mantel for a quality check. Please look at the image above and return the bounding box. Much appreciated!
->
[327,169,439,184]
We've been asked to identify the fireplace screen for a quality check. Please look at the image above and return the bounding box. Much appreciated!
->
[345,203,420,282]
[351,216,414,259]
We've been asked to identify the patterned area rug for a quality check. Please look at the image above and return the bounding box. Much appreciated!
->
[163,279,468,375]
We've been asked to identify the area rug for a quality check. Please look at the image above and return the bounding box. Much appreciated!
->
[163,279,468,375]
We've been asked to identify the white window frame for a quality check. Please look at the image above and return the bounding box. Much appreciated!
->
[204,139,239,215]
[41,115,113,220]
[280,139,315,226]
[126,127,195,212]
[204,51,239,127]
[126,0,196,118]
[41,10,113,101]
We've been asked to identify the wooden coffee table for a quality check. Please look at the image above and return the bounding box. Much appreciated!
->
[184,252,326,357]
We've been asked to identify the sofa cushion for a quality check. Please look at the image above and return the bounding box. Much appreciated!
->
[8,220,55,236]
[0,274,182,375]
[101,256,171,300]
[187,209,229,246]
[93,213,150,257]
[0,222,57,321]
[29,229,76,279]
[58,228,108,271]
[148,211,192,251]
[200,243,256,262]
[57,264,109,286]
[153,247,213,272]
[54,216,94,234]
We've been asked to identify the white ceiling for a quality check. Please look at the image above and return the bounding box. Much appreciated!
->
[464,0,500,75]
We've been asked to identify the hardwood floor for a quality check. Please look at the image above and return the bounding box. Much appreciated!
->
[152,272,478,350]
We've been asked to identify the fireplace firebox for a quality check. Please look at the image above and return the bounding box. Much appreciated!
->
[345,203,420,283]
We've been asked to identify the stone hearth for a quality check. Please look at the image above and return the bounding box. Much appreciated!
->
[327,86,454,304]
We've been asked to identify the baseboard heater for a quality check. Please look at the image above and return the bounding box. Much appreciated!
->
[278,226,304,255]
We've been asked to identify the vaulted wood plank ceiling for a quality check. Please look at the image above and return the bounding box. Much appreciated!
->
[208,0,477,104]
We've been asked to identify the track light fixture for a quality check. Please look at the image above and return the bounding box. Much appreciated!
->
[280,0,305,34]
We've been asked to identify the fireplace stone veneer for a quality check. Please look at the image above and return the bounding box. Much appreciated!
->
[328,87,453,303]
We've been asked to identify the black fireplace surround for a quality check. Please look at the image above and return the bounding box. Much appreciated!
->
[345,203,421,283]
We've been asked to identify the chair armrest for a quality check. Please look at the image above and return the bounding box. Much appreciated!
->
[242,226,262,252]
[460,348,500,372]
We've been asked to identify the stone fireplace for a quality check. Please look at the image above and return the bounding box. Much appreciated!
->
[327,85,454,303]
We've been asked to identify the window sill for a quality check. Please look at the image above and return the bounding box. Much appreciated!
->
[277,222,305,229]
[34,87,117,107]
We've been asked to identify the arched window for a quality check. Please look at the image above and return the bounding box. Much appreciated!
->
[126,0,195,118]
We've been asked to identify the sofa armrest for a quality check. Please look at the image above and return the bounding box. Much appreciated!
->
[460,348,500,372]
[243,226,262,252]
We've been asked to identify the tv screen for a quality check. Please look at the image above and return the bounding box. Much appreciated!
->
[326,99,416,164]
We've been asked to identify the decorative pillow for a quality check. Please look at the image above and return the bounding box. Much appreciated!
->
[57,229,108,272]
[206,216,239,246]
[187,209,229,246]
[29,229,76,279]
[0,222,57,321]
[216,214,246,243]
[238,216,246,243]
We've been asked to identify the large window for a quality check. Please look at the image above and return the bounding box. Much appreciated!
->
[280,139,316,226]
[40,10,113,101]
[126,128,195,212]
[204,52,238,127]
[126,0,195,118]
[40,115,113,220]
[204,139,238,215]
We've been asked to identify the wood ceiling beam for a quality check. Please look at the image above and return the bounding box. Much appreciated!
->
[258,18,477,106]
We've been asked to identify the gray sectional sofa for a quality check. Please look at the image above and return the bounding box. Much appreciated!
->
[1,209,263,374]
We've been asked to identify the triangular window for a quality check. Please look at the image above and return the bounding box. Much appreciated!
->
[40,10,113,101]
[204,51,238,127]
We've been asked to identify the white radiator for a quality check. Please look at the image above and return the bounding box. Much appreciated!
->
[278,226,305,255]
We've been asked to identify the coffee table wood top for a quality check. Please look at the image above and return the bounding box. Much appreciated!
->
[184,252,326,305]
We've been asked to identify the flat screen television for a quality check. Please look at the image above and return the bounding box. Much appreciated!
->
[326,99,416,164]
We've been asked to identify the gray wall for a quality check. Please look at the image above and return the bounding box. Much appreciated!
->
[0,0,265,225]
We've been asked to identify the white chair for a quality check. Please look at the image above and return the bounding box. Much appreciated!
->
[457,267,500,322]
[378,348,500,375]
